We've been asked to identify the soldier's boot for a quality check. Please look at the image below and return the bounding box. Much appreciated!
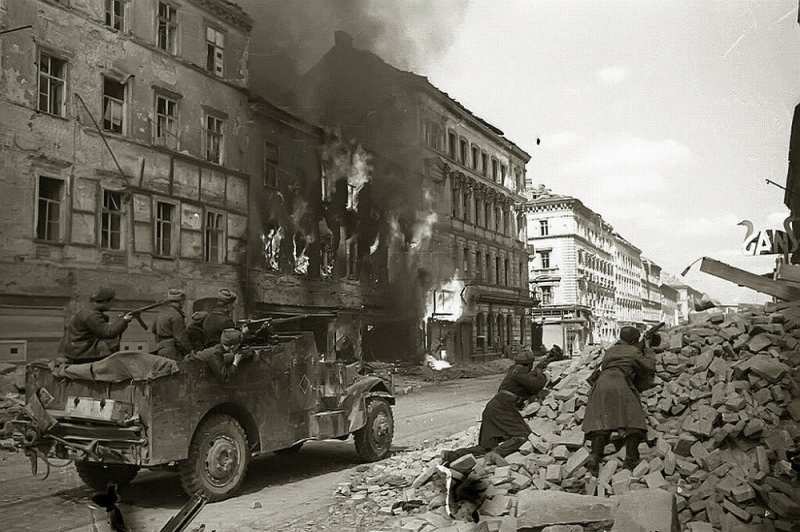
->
[623,431,643,470]
[587,432,610,476]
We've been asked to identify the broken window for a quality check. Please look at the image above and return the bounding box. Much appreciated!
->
[476,313,485,350]
[105,0,124,30]
[157,2,177,54]
[481,152,488,176]
[471,146,479,170]
[462,189,469,222]
[205,26,225,77]
[459,138,467,165]
[205,115,223,164]
[155,201,175,256]
[451,184,459,219]
[473,195,479,226]
[519,316,525,344]
[495,256,500,285]
[102,77,125,134]
[264,141,279,188]
[101,190,123,250]
[38,52,66,116]
[463,247,469,273]
[204,210,224,263]
[36,176,64,242]
[501,164,507,184]
[504,258,509,286]
[154,94,178,148]
[491,158,499,182]
[495,206,502,232]
[475,251,481,280]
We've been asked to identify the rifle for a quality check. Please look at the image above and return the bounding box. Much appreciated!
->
[159,493,207,532]
[237,313,329,336]
[127,300,169,331]
[640,321,665,350]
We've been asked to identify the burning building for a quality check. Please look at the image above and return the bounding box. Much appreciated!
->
[288,31,538,363]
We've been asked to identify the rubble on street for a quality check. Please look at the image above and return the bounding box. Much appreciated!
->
[332,302,800,532]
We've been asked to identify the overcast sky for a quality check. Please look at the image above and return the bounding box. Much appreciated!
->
[418,0,799,303]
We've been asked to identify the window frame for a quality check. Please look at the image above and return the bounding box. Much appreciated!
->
[104,0,126,31]
[540,219,549,236]
[100,188,124,251]
[156,1,179,55]
[540,250,551,269]
[154,92,179,148]
[205,24,225,77]
[471,145,479,170]
[204,113,225,164]
[203,208,226,264]
[153,198,178,257]
[37,50,67,117]
[34,175,66,243]
[102,75,127,135]
[541,286,553,305]
[263,141,279,188]
[447,130,457,159]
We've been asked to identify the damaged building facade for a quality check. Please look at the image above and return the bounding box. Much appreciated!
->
[290,32,536,363]
[0,1,382,362]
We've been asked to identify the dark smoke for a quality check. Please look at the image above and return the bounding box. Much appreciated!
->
[238,0,469,102]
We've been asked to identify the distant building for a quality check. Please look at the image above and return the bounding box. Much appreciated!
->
[640,257,663,326]
[613,234,644,331]
[524,187,617,353]
[659,284,680,327]
[664,281,704,324]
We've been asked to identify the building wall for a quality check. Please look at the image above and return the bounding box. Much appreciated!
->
[613,236,643,329]
[0,0,253,361]
[640,258,663,325]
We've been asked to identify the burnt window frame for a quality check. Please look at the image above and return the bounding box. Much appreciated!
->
[203,208,225,263]
[204,113,224,164]
[105,0,126,31]
[205,24,225,77]
[100,189,124,251]
[263,141,279,188]
[156,1,178,55]
[153,91,179,148]
[154,198,178,257]
[102,75,126,135]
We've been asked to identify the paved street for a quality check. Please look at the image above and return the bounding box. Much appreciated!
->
[0,374,502,532]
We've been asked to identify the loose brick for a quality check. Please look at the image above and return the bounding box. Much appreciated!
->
[723,499,752,522]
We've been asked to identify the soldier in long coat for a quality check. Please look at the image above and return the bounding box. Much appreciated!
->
[582,326,656,473]
[442,348,553,465]
[63,288,133,363]
[152,289,192,360]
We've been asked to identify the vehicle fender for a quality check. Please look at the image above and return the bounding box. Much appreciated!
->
[341,376,395,433]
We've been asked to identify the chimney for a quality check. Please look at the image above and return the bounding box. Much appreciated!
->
[335,30,353,49]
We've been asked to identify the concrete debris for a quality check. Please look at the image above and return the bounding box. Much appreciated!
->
[329,304,800,532]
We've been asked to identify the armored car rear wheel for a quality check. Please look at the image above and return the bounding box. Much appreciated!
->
[180,414,250,501]
[354,399,393,462]
[75,462,139,492]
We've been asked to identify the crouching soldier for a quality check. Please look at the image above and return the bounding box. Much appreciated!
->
[184,328,246,383]
[202,288,237,348]
[442,347,554,466]
[152,289,192,360]
[582,326,656,474]
[63,288,134,363]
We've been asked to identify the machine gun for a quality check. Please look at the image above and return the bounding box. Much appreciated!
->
[640,321,665,350]
[236,313,328,343]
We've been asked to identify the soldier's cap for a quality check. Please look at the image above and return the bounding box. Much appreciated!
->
[218,288,237,303]
[167,288,186,302]
[90,287,116,303]
[220,328,243,347]
[514,349,536,364]
[620,326,641,345]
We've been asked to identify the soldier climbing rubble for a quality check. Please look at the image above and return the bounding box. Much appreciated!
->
[441,345,564,466]
[582,325,657,475]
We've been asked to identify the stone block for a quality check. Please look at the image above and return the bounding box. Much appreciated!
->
[551,445,569,459]
[611,489,680,532]
[753,388,773,405]
[723,499,751,522]
[545,464,561,482]
[563,447,590,478]
[686,521,714,532]
[450,454,477,475]
[480,495,512,517]
[551,430,585,449]
[743,419,764,438]
[643,470,669,489]
[746,354,790,383]
[786,399,800,421]
[516,491,616,530]
[747,333,773,353]
[731,484,755,504]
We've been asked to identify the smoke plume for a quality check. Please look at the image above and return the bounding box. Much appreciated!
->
[238,0,469,102]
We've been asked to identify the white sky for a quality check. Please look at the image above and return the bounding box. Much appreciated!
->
[418,0,800,304]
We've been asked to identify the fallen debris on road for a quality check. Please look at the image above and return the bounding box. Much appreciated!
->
[332,302,800,531]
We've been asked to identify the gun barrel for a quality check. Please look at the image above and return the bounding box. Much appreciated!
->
[129,300,168,314]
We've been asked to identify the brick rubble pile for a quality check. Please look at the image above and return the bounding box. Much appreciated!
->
[334,303,800,532]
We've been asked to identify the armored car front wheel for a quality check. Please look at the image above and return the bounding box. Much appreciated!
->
[179,414,250,501]
[354,399,394,462]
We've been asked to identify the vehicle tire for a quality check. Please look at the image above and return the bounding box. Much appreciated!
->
[274,442,304,454]
[179,414,250,501]
[75,462,139,492]
[354,399,393,462]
